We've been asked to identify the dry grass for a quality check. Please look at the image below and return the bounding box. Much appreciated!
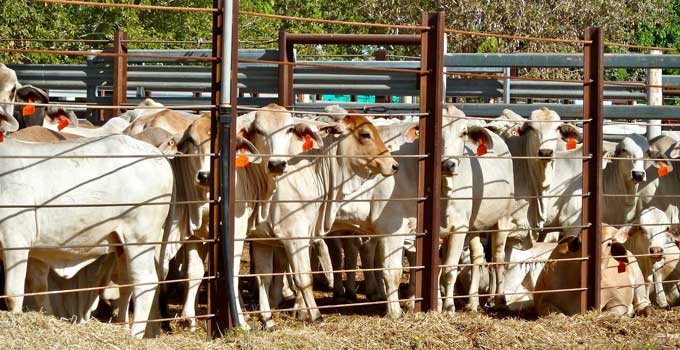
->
[2,309,680,349]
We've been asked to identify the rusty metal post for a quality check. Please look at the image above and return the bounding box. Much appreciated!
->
[415,11,445,313]
[581,27,604,312]
[278,31,294,106]
[111,31,128,118]
[375,50,391,103]
[209,0,239,336]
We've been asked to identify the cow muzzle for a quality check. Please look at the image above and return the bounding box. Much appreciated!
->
[650,246,664,262]
[196,171,210,185]
[441,159,457,176]
[267,159,287,175]
[631,171,645,182]
[538,149,554,158]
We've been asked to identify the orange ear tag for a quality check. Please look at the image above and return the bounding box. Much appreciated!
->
[658,162,670,177]
[235,148,250,168]
[57,115,70,131]
[566,135,577,150]
[302,134,313,152]
[22,98,35,117]
[0,133,4,143]
[476,137,487,156]
[677,241,680,249]
[618,261,626,273]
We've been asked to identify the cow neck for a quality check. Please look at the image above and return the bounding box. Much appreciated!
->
[515,135,551,227]
[321,133,374,233]
[171,155,208,235]
[242,160,276,225]
[603,160,640,220]
[623,234,653,277]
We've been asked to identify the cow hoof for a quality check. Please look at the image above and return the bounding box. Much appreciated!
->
[404,300,416,313]
[295,309,311,321]
[664,305,672,311]
[311,315,324,324]
[637,306,654,317]
[263,319,276,330]
[464,304,479,313]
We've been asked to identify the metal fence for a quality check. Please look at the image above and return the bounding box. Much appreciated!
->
[1,1,680,340]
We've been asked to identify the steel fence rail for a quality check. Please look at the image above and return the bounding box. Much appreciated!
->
[237,232,426,242]
[2,101,217,110]
[121,314,216,326]
[235,198,425,204]
[33,0,219,12]
[0,239,216,252]
[235,105,430,118]
[240,11,428,31]
[438,287,588,299]
[0,153,215,159]
[448,71,592,85]
[604,41,680,52]
[442,193,591,200]
[0,200,214,209]
[439,257,589,269]
[442,224,592,235]
[0,276,216,299]
[604,120,680,126]
[444,28,591,45]
[239,58,427,75]
[238,298,425,315]
[236,265,423,278]
[0,47,218,61]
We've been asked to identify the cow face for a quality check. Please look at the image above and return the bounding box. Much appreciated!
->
[241,104,322,177]
[616,207,672,262]
[0,64,20,133]
[519,108,581,159]
[178,116,212,187]
[610,136,648,183]
[42,106,79,131]
[440,105,494,177]
[321,115,398,177]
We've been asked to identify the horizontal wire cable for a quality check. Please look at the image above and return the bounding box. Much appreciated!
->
[33,0,218,12]
[240,11,428,31]
[0,200,214,209]
[238,58,427,75]
[0,47,217,61]
[0,238,216,252]
[238,232,425,242]
[448,71,591,85]
[444,28,591,45]
[237,265,423,278]
[239,298,424,315]
[235,197,425,204]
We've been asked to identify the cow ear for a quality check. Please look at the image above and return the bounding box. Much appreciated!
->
[468,126,494,149]
[668,224,680,241]
[610,242,629,264]
[671,144,680,159]
[647,150,673,175]
[615,226,635,243]
[556,235,580,254]
[235,135,261,167]
[484,124,501,135]
[602,150,612,170]
[46,107,79,129]
[292,123,323,151]
[558,123,582,142]
[319,122,347,136]
[403,124,419,143]
[517,122,531,136]
[16,85,49,104]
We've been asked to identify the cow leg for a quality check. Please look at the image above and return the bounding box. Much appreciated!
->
[269,247,287,311]
[24,259,53,315]
[313,239,334,289]
[3,249,29,313]
[115,254,133,327]
[652,261,670,308]
[441,228,467,313]
[404,238,417,313]
[283,239,321,323]
[377,236,404,319]
[124,245,160,339]
[465,233,485,312]
[629,260,652,315]
[360,239,383,301]
[343,238,360,302]
[490,218,512,309]
[327,237,346,302]
[181,240,205,332]
[253,243,276,329]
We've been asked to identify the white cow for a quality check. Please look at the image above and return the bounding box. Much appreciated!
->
[639,136,680,225]
[249,113,398,324]
[615,207,680,308]
[505,107,583,237]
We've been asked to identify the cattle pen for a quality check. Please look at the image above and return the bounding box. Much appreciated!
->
[2,0,680,346]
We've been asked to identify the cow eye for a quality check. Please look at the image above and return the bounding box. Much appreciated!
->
[462,130,468,137]
[360,132,371,140]
[287,127,294,134]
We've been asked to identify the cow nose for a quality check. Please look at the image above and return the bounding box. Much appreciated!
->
[268,160,287,174]
[538,149,554,158]
[650,246,664,261]
[391,162,400,173]
[197,171,210,184]
[441,159,456,175]
[632,171,645,182]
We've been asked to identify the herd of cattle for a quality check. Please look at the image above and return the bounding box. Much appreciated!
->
[1,62,680,338]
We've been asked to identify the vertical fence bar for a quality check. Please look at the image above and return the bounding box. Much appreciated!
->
[111,31,128,119]
[209,0,230,336]
[415,11,445,313]
[646,50,662,140]
[278,31,294,106]
[581,26,604,312]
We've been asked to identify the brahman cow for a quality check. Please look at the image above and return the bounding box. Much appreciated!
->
[248,110,398,325]
[615,207,680,308]
[638,135,679,225]
[534,225,651,316]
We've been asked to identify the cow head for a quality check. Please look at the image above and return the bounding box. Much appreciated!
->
[615,207,672,262]
[605,135,649,183]
[320,114,398,178]
[519,107,581,159]
[0,64,22,133]
[439,105,494,176]
[42,106,79,131]
[240,103,323,177]
[178,115,212,187]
